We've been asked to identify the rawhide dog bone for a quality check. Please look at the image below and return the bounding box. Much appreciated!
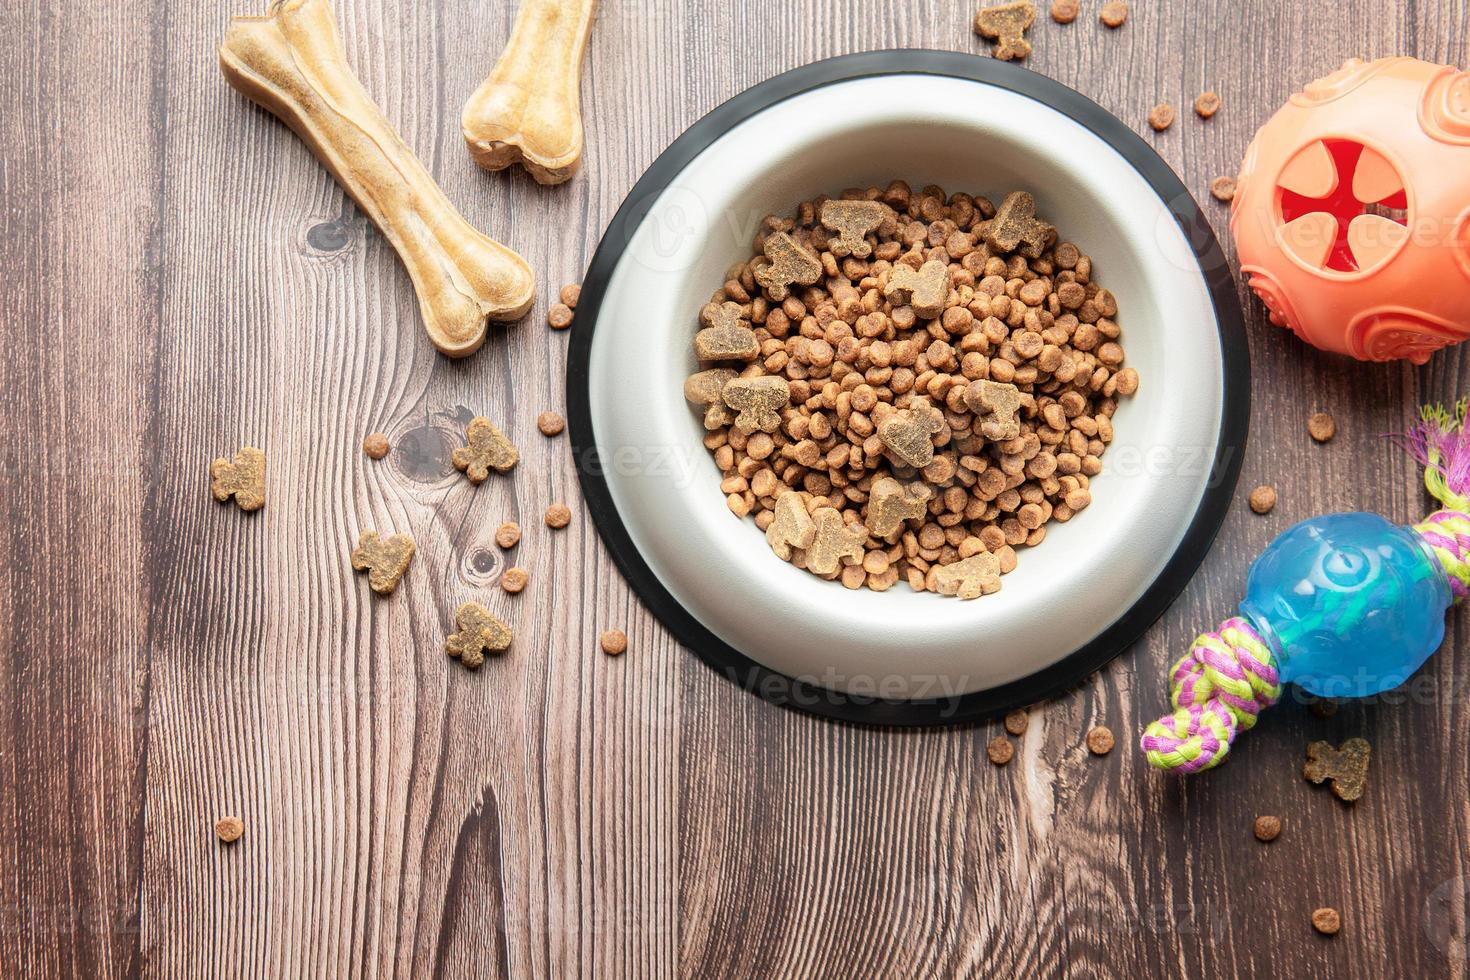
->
[462,0,599,184]
[220,0,535,357]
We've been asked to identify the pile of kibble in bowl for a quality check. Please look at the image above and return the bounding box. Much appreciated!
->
[682,181,1139,600]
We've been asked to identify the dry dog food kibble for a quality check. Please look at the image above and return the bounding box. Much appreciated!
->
[548,303,574,330]
[1100,0,1128,27]
[545,503,572,529]
[495,521,521,549]
[1148,103,1176,132]
[987,736,1015,765]
[1086,725,1115,755]
[1195,91,1222,119]
[682,182,1138,598]
[973,1,1035,62]
[363,432,391,459]
[560,283,581,308]
[1312,907,1341,936]
[445,601,512,669]
[452,416,519,483]
[215,816,245,843]
[538,411,566,436]
[1253,814,1282,842]
[601,628,628,656]
[1210,176,1237,202]
[1004,709,1029,735]
[211,447,266,512]
[1249,485,1277,514]
[1308,412,1336,443]
[1304,737,1371,802]
[1050,0,1078,23]
[501,567,529,594]
[351,531,415,595]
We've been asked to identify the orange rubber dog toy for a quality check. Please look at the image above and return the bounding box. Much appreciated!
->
[1232,57,1470,364]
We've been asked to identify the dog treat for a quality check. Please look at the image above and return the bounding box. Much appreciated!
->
[885,259,950,319]
[560,283,581,308]
[1210,176,1237,202]
[987,736,1015,765]
[973,1,1035,62]
[1312,908,1341,936]
[723,376,791,434]
[210,447,266,512]
[537,411,566,436]
[461,0,599,184]
[501,567,529,594]
[878,398,946,468]
[1050,0,1078,23]
[986,191,1055,258]
[600,628,628,656]
[806,508,867,576]
[1195,91,1222,119]
[967,380,1023,441]
[1004,709,1029,735]
[219,0,535,357]
[362,433,391,459]
[754,233,822,301]
[695,302,760,362]
[931,552,1002,599]
[1308,412,1336,443]
[1253,815,1282,842]
[820,200,887,258]
[685,369,738,430]
[767,491,818,560]
[1148,103,1176,132]
[683,182,1137,596]
[495,521,522,549]
[452,416,519,484]
[1249,485,1277,514]
[545,503,572,528]
[1086,725,1115,755]
[215,816,245,843]
[1100,0,1128,27]
[351,531,415,595]
[548,303,575,330]
[445,601,512,669]
[867,478,932,537]
[1304,737,1370,802]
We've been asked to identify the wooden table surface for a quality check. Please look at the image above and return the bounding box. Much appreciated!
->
[4,0,1470,976]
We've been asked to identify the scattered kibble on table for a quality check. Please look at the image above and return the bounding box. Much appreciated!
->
[1004,709,1029,735]
[362,432,390,459]
[1194,91,1222,118]
[987,736,1015,765]
[1308,412,1337,443]
[501,567,529,594]
[1050,0,1078,24]
[538,411,566,436]
[560,283,581,309]
[1210,176,1237,202]
[1100,0,1128,28]
[1086,725,1115,755]
[495,521,521,549]
[545,503,572,529]
[600,629,628,656]
[1249,485,1278,515]
[547,303,574,330]
[1312,907,1341,936]
[215,816,244,844]
[1254,815,1282,842]
[1148,103,1176,132]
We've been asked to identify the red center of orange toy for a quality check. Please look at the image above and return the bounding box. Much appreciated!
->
[1278,139,1408,272]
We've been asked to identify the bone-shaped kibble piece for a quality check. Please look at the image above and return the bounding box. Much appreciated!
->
[931,552,1003,600]
[820,200,886,258]
[452,417,520,484]
[974,1,1036,62]
[867,477,933,538]
[210,447,266,512]
[462,0,599,184]
[885,260,950,319]
[219,0,535,357]
[351,531,415,595]
[806,508,867,576]
[1304,737,1371,802]
[445,601,513,669]
[723,376,790,434]
[694,302,760,362]
[878,397,946,468]
[754,233,822,301]
[985,191,1056,259]
[767,491,817,560]
[966,379,1023,441]
[684,369,737,430]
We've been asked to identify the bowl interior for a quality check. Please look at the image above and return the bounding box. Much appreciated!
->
[586,73,1224,699]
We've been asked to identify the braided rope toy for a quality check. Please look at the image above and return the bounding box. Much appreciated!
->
[1141,402,1470,773]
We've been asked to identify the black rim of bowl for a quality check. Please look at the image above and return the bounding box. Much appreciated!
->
[565,50,1250,727]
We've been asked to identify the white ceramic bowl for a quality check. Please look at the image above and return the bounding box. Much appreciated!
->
[568,52,1248,725]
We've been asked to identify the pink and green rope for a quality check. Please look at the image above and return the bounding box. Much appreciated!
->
[1140,401,1470,773]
